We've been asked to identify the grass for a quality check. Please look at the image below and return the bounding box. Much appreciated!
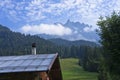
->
[60,58,98,80]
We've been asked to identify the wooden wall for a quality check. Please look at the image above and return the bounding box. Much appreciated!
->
[48,56,63,80]
[0,72,37,80]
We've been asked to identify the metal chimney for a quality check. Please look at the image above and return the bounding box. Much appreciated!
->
[32,43,36,55]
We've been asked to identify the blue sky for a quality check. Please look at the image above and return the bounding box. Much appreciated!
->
[0,0,120,40]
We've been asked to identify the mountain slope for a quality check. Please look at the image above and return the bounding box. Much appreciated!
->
[49,38,98,47]
[64,20,99,41]
[0,25,56,56]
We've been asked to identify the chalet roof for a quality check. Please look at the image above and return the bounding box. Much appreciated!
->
[0,54,58,73]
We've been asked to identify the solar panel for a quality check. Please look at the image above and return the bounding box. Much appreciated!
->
[47,54,56,58]
[0,61,4,65]
[8,60,25,67]
[41,59,53,66]
[0,56,16,61]
[12,66,26,72]
[0,54,57,73]
[29,59,43,66]
[0,68,13,73]
[0,61,15,67]
[27,55,39,59]
[37,66,48,71]
[0,66,17,73]
[25,66,37,71]
[13,55,30,60]
[37,54,48,58]
[20,60,33,66]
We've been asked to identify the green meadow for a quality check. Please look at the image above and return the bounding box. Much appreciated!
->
[60,58,98,80]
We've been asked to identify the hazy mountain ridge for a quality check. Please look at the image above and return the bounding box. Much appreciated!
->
[49,38,98,47]
[38,20,99,42]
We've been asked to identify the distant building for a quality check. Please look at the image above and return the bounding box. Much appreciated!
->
[0,53,63,80]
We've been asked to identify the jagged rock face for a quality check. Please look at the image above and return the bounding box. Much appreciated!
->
[38,20,99,42]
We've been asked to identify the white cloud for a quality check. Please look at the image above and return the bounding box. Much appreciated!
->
[0,0,14,9]
[83,26,94,32]
[21,24,73,36]
[66,34,89,41]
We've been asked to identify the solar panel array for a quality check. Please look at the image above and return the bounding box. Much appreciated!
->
[0,54,57,73]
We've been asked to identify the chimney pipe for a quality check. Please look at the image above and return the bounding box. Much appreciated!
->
[32,43,36,55]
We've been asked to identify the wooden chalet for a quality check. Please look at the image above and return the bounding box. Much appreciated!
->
[0,53,62,80]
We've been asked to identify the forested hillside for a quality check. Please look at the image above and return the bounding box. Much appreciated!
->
[0,25,57,56]
[49,38,98,47]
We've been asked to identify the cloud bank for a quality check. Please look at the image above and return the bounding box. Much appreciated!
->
[0,0,120,27]
[21,24,72,36]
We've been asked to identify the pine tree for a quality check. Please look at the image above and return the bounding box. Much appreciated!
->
[97,12,120,80]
